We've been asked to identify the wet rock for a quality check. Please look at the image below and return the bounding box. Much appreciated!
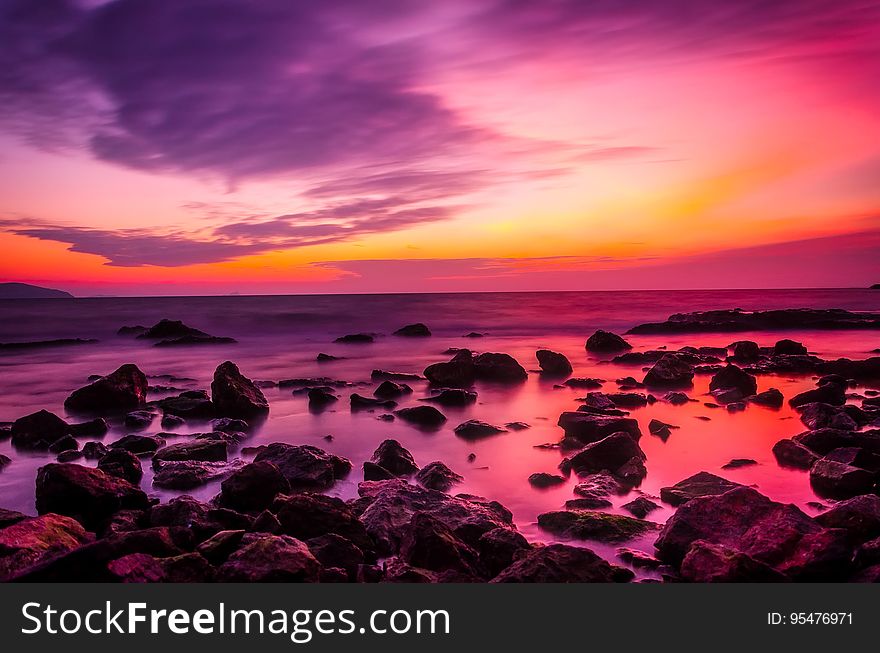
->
[472,352,528,383]
[399,512,483,576]
[616,547,663,570]
[212,417,248,433]
[809,458,876,499]
[815,495,880,543]
[536,349,572,376]
[562,378,604,390]
[794,428,880,456]
[64,364,148,414]
[775,339,808,355]
[394,323,431,337]
[562,433,647,484]
[307,533,364,575]
[0,514,93,581]
[316,353,340,362]
[374,380,412,399]
[48,435,78,454]
[153,439,227,466]
[557,412,641,445]
[81,441,109,460]
[722,458,758,470]
[254,443,351,491]
[122,410,153,430]
[421,388,478,406]
[109,434,165,456]
[572,472,624,504]
[0,509,27,529]
[655,486,851,579]
[251,509,281,534]
[505,421,530,430]
[454,419,506,440]
[308,387,338,410]
[607,392,649,408]
[152,459,243,490]
[350,393,397,410]
[395,405,447,428]
[98,450,143,484]
[752,388,784,408]
[370,439,419,476]
[643,353,694,388]
[663,391,692,405]
[272,493,374,555]
[491,543,633,582]
[194,530,246,565]
[796,402,857,430]
[476,528,530,577]
[730,340,760,362]
[416,461,464,492]
[647,418,678,440]
[585,330,632,353]
[157,390,216,419]
[790,382,846,408]
[68,418,108,438]
[630,308,880,334]
[538,510,658,542]
[709,364,757,398]
[217,461,290,513]
[136,319,208,340]
[334,333,374,344]
[35,463,150,530]
[106,552,165,582]
[424,350,476,387]
[622,497,661,519]
[10,410,69,451]
[679,540,788,582]
[371,370,422,381]
[217,534,320,582]
[660,472,744,506]
[160,414,185,429]
[211,361,269,419]
[528,472,566,488]
[363,461,395,481]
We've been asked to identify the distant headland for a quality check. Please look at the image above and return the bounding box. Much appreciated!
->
[0,282,73,299]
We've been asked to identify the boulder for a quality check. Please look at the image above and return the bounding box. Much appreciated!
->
[373,381,412,399]
[416,461,464,492]
[217,461,290,513]
[420,388,477,406]
[254,443,351,491]
[370,439,419,477]
[393,323,431,337]
[772,438,819,469]
[395,405,447,428]
[491,543,633,582]
[152,460,243,490]
[152,439,227,466]
[97,450,143,484]
[537,510,658,542]
[10,410,69,450]
[572,472,625,504]
[536,349,572,376]
[211,361,269,419]
[124,410,154,430]
[158,391,216,419]
[774,339,808,355]
[307,387,338,409]
[476,528,531,577]
[679,540,788,582]
[67,418,108,438]
[709,364,757,398]
[557,412,641,445]
[454,419,506,440]
[730,340,760,361]
[622,496,661,519]
[528,472,566,488]
[0,508,27,529]
[35,463,150,530]
[815,495,880,543]
[110,434,166,455]
[585,330,632,353]
[659,472,743,506]
[796,403,857,431]
[752,388,784,408]
[363,462,395,481]
[424,350,475,387]
[272,493,374,555]
[334,333,374,344]
[350,393,397,410]
[642,353,694,388]
[472,352,528,383]
[794,428,880,456]
[790,383,846,408]
[809,458,876,499]
[663,391,692,405]
[64,364,148,414]
[400,512,483,576]
[306,533,364,575]
[647,418,678,440]
[0,514,93,581]
[217,534,320,582]
[561,432,647,482]
[563,378,604,389]
[136,319,207,340]
[81,441,109,460]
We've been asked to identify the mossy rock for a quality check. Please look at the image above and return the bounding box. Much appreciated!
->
[537,510,659,542]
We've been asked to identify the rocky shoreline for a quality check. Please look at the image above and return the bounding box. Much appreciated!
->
[1,310,880,582]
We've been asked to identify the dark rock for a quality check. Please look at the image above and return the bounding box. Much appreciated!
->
[55,450,82,463]
[370,439,419,476]
[0,509,27,529]
[561,378,604,390]
[350,393,397,410]
[211,361,269,419]
[491,543,633,582]
[538,510,658,542]
[81,441,109,460]
[123,410,154,430]
[0,454,10,471]
[316,353,339,362]
[752,388,784,408]
[572,472,624,504]
[424,350,476,387]
[334,333,374,344]
[308,387,338,409]
[110,434,166,455]
[606,392,648,408]
[155,335,236,347]
[505,421,530,430]
[217,534,320,582]
[394,323,431,337]
[10,410,69,451]
[251,510,281,534]
[660,472,743,506]
[794,428,880,455]
[775,339,808,355]
[211,417,248,433]
[476,528,530,577]
[64,364,148,414]
[643,353,694,388]
[709,364,757,398]
[473,352,528,383]
[454,419,506,440]
[152,460,243,490]
[421,388,477,406]
[810,458,876,499]
[622,497,661,518]
[117,325,147,336]
[374,380,412,399]
[562,433,647,484]
[137,319,208,340]
[528,472,566,488]
[152,439,227,466]
[371,370,422,381]
[106,552,165,582]
[254,443,351,491]
[48,435,78,454]
[35,463,150,530]
[272,493,374,555]
[395,405,447,428]
[585,330,632,353]
[629,308,880,334]
[158,390,216,419]
[730,340,760,361]
[416,461,463,492]
[616,547,663,570]
[67,418,108,438]
[160,414,185,429]
[463,332,484,338]
[772,438,819,469]
[400,513,482,576]
[796,402,856,430]
[98,450,143,484]
[815,495,880,542]
[217,461,290,513]
[790,382,846,408]
[663,391,692,405]
[647,418,678,440]
[722,458,758,469]
[680,540,788,582]
[307,533,364,574]
[655,486,851,579]
[557,412,641,445]
[363,461,395,481]
[536,349,572,376]
[194,530,246,565]
[0,514,93,581]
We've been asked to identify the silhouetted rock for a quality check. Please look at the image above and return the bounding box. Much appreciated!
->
[316,352,340,362]
[491,543,633,582]
[421,388,477,406]
[110,434,166,455]
[254,443,351,490]
[416,461,463,492]
[774,339,808,355]
[557,412,641,445]
[643,354,694,388]
[629,308,880,334]
[395,405,447,428]
[810,458,876,499]
[562,377,604,389]
[394,323,431,337]
[752,388,784,408]
[273,493,374,556]
[561,432,646,483]
[454,419,506,440]
[153,439,227,466]
[660,471,743,506]
[424,350,476,387]
[709,364,757,400]
[790,382,846,408]
[370,439,419,476]
[473,352,528,383]
[68,417,109,438]
[772,438,819,469]
[158,390,216,419]
[117,325,147,336]
[476,528,531,578]
[217,461,290,513]
[536,349,572,376]
[528,472,566,488]
[350,393,397,410]
[11,410,69,451]
[585,330,632,353]
[815,495,880,543]
[730,340,760,361]
[155,335,237,346]
[797,402,857,430]
[64,364,148,414]
[137,319,208,340]
[374,380,412,399]
[722,458,758,470]
[334,333,374,344]
[308,387,338,409]
[663,391,692,405]
[648,418,678,440]
[211,361,268,420]
[400,512,483,576]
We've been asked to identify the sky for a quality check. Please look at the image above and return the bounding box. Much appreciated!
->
[0,0,878,296]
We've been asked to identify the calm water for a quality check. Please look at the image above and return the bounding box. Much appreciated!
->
[1,289,879,573]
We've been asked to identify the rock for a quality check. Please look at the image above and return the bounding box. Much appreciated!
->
[528,472,566,488]
[775,339,808,355]
[454,419,506,440]
[393,323,431,337]
[307,533,364,575]
[622,497,660,518]
[810,458,876,499]
[561,433,647,482]
[536,349,572,376]
[217,534,320,582]
[111,434,166,455]
[679,540,788,582]
[160,414,185,429]
[158,390,216,420]
[605,392,647,408]
[212,417,249,433]
[81,441,109,460]
[251,510,281,534]
[371,370,422,381]
[316,353,339,362]
[211,361,269,419]
[796,402,856,430]
[730,340,760,361]
[660,472,743,506]
[217,461,290,513]
[152,439,227,466]
[505,421,530,430]
[491,543,633,582]
[643,354,694,388]
[709,364,757,398]
[35,463,150,530]
[106,552,166,582]
[815,495,880,542]
[10,410,69,451]
[476,528,531,577]
[722,458,758,470]
[356,479,515,555]
[350,393,397,410]
[790,382,846,408]
[629,308,880,334]
[152,460,243,490]
[647,418,678,440]
[374,381,412,399]
[663,391,692,405]
[539,510,657,542]
[154,335,236,347]
[0,454,10,471]
[137,319,208,340]
[395,405,447,428]
[655,486,851,579]
[421,388,477,406]
[118,325,147,336]
[794,428,880,455]
[585,330,632,353]
[272,493,374,555]
[64,364,148,414]
[752,388,784,408]
[472,352,528,383]
[416,462,463,492]
[0,514,93,581]
[255,443,351,491]
[161,552,215,582]
[772,438,819,469]
[67,418,108,438]
[363,462,395,481]
[557,412,641,445]
[370,439,419,476]
[0,509,27,529]
[463,332,484,338]
[307,387,338,409]
[194,530,246,565]
[48,435,78,454]
[424,350,475,387]
[399,512,483,576]
[563,378,604,389]
[616,547,663,570]
[572,472,624,504]
[97,450,143,484]
[334,333,374,344]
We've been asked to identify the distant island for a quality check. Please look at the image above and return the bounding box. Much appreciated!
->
[0,282,73,299]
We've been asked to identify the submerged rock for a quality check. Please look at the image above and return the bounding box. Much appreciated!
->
[536,349,572,376]
[152,439,228,466]
[538,510,658,542]
[752,388,784,408]
[454,419,506,440]
[585,330,632,353]
[110,434,166,455]
[395,405,447,428]
[528,472,566,488]
[254,443,351,491]
[211,361,269,419]
[421,388,477,406]
[562,377,604,389]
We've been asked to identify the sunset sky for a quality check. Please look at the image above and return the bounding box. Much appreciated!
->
[0,0,878,296]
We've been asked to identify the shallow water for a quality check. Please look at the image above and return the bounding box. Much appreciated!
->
[1,289,879,574]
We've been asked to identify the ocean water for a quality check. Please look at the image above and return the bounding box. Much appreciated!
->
[1,288,879,574]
